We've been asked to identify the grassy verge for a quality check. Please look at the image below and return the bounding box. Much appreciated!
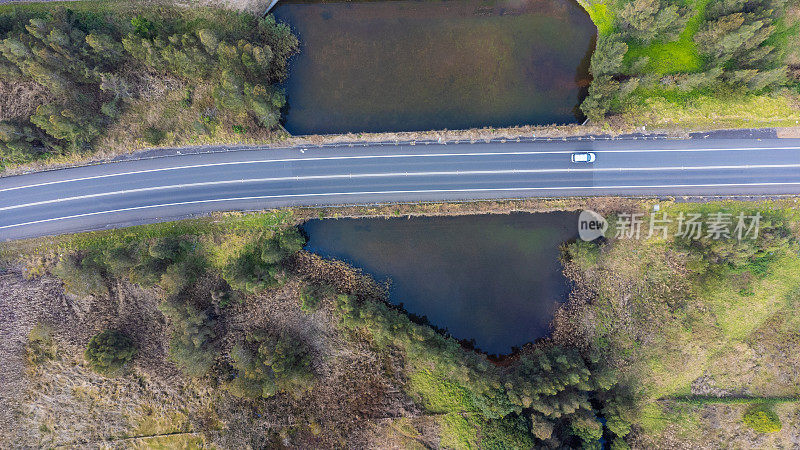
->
[620,91,800,129]
[0,197,650,269]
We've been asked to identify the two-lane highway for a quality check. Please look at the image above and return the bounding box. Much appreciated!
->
[2,138,800,240]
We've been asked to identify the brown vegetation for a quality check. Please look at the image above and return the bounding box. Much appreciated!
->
[0,80,54,121]
[0,259,426,448]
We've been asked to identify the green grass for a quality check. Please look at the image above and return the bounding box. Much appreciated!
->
[637,402,703,439]
[407,369,489,449]
[704,255,800,341]
[0,1,259,39]
[407,369,476,414]
[623,0,709,74]
[621,91,800,129]
[0,210,294,267]
[439,413,480,449]
[576,0,616,35]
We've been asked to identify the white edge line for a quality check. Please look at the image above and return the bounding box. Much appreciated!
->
[2,145,800,193]
[4,181,800,231]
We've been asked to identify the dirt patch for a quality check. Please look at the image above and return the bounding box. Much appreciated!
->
[289,196,656,223]
[0,270,66,446]
[776,126,800,138]
[197,0,272,14]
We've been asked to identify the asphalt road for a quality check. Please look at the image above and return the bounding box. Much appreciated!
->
[2,137,800,241]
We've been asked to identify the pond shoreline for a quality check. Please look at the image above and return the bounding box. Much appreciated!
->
[301,212,580,355]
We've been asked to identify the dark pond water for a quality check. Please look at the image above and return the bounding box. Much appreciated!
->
[301,212,579,355]
[273,0,596,135]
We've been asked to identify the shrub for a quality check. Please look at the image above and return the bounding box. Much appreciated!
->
[84,330,137,375]
[610,437,631,450]
[478,414,535,448]
[142,126,166,145]
[160,301,218,377]
[159,258,203,297]
[211,287,236,308]
[130,16,157,39]
[52,254,108,298]
[675,212,794,273]
[299,288,321,313]
[26,324,57,366]
[223,228,305,293]
[62,236,204,297]
[742,404,782,433]
[299,283,335,313]
[228,330,315,399]
[224,245,283,293]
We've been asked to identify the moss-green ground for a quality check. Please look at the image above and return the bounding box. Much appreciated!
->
[577,0,800,130]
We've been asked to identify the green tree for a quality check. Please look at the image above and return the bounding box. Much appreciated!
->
[223,229,305,293]
[569,412,603,446]
[617,0,690,44]
[228,330,315,399]
[580,75,620,122]
[84,330,137,375]
[591,36,628,76]
[160,301,217,377]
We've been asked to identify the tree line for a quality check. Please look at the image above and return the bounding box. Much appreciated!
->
[0,7,297,167]
[581,0,791,121]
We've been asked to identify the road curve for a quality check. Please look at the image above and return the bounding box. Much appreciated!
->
[2,137,800,241]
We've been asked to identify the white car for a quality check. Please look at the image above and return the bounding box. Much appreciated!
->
[571,152,596,163]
